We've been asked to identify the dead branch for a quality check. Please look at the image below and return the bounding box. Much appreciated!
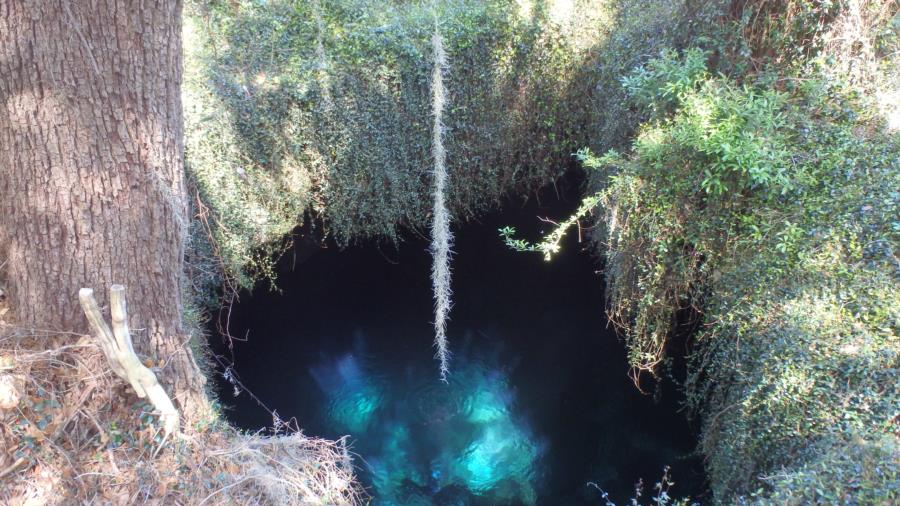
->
[78,285,179,436]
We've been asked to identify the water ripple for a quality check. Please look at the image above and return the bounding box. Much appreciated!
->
[406,374,473,425]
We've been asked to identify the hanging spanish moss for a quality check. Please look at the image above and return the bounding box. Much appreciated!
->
[311,0,333,108]
[429,19,452,381]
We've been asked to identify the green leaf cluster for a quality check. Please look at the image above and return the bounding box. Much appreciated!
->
[183,0,619,296]
[504,35,899,501]
[596,43,899,504]
[182,0,712,301]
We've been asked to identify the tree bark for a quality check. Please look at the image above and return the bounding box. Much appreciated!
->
[0,0,205,411]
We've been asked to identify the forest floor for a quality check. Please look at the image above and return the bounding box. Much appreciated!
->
[0,294,361,505]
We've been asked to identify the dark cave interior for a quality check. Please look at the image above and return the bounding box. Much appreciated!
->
[208,173,705,504]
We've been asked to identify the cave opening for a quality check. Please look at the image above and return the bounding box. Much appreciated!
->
[208,173,705,504]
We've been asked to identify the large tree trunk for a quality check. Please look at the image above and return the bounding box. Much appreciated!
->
[0,0,205,411]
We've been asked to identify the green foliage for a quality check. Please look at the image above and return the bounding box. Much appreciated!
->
[593,41,900,505]
[499,189,601,261]
[577,0,725,152]
[682,83,900,500]
[644,84,791,196]
[183,0,615,296]
[505,47,801,375]
[504,36,899,501]
[182,0,716,301]
[730,0,846,69]
[620,48,709,118]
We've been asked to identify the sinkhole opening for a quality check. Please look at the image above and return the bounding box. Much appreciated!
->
[208,174,705,505]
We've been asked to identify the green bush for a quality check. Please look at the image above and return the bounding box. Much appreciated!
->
[510,48,802,375]
[504,39,899,501]
[183,0,605,295]
[598,48,899,502]
[620,47,709,119]
[182,0,712,298]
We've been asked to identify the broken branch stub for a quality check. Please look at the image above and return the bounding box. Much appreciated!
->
[78,285,180,436]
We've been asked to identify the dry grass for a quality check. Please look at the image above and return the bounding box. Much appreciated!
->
[0,297,362,505]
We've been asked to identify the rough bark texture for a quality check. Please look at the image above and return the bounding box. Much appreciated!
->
[0,0,205,411]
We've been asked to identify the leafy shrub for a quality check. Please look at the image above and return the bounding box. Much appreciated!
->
[182,0,715,299]
[604,42,900,503]
[183,0,606,296]
[506,47,800,376]
[504,39,899,502]
[620,47,709,118]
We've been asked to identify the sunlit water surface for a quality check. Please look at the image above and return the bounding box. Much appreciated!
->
[311,338,543,504]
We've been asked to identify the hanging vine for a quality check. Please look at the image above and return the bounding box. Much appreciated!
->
[429,10,452,381]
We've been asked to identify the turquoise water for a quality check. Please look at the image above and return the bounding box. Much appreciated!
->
[311,346,542,504]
